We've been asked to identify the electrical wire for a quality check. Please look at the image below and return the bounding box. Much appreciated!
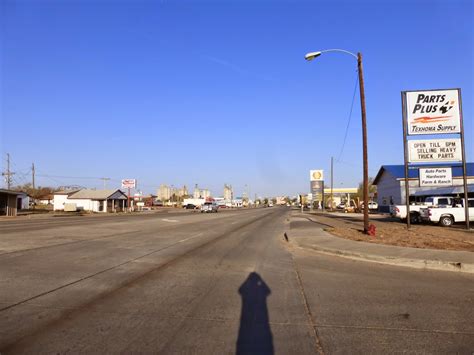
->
[336,71,359,162]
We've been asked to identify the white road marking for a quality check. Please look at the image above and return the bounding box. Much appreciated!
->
[178,233,204,243]
[231,221,239,225]
[161,219,179,223]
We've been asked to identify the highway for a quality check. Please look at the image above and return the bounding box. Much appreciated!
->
[1,207,473,353]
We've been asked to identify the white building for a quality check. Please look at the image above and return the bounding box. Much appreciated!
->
[224,184,233,202]
[233,198,243,208]
[157,184,171,201]
[177,185,188,197]
[53,189,81,211]
[16,192,30,210]
[373,164,474,213]
[54,189,128,212]
[193,187,211,199]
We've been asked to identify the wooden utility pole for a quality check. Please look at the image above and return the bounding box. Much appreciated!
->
[2,153,15,189]
[357,53,370,234]
[330,156,334,212]
[32,163,36,209]
[32,163,35,190]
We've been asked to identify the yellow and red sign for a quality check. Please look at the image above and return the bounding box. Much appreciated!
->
[405,89,461,135]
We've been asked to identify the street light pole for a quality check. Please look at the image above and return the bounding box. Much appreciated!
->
[305,49,370,234]
[357,52,370,234]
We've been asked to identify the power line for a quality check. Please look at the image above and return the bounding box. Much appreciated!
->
[36,173,108,180]
[336,72,359,162]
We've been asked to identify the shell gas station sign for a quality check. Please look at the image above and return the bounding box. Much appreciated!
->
[310,170,324,181]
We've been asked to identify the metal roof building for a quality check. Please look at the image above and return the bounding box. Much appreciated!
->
[54,189,128,212]
[0,189,24,216]
[373,163,474,212]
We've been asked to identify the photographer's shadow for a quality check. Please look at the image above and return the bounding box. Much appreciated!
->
[236,272,274,355]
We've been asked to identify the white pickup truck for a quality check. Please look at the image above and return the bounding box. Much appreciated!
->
[391,196,454,223]
[420,198,474,227]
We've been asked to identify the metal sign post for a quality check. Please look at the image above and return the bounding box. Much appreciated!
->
[122,179,137,213]
[401,92,411,229]
[402,88,469,230]
[458,90,470,230]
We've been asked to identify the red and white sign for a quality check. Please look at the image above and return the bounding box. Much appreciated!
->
[405,89,461,135]
[121,179,136,189]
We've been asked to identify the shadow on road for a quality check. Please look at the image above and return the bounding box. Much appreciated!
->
[236,272,274,355]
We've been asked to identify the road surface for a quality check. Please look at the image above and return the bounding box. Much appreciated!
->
[1,207,473,353]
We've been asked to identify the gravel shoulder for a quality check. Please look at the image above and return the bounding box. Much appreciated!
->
[305,211,474,252]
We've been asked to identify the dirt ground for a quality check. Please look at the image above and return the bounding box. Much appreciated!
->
[307,212,474,252]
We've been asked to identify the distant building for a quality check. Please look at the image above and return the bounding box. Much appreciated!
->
[193,186,211,199]
[177,185,188,197]
[54,189,128,212]
[157,184,171,201]
[202,189,210,199]
[37,193,54,205]
[224,184,233,202]
[0,189,23,216]
[275,196,287,205]
[233,198,243,208]
[16,192,30,210]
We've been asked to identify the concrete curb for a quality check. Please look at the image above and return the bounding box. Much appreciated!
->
[296,242,474,274]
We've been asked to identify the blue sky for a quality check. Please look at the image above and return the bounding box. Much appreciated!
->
[1,0,472,197]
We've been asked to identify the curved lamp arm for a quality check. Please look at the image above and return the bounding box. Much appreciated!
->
[305,48,358,61]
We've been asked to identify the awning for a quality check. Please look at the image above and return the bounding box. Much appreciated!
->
[412,184,474,196]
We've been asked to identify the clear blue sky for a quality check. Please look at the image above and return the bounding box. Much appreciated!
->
[1,0,472,197]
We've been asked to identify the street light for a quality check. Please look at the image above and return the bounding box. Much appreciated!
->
[305,48,370,234]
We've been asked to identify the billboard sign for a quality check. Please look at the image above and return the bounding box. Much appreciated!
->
[405,89,461,135]
[408,138,462,163]
[310,180,323,200]
[310,170,324,181]
[419,167,452,187]
[121,179,136,189]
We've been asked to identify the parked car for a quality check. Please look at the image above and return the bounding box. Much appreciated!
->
[391,196,454,223]
[201,202,218,213]
[184,204,198,210]
[420,198,474,227]
[360,201,378,210]
[336,202,347,210]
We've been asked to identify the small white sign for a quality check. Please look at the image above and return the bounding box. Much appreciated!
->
[405,89,461,135]
[408,138,462,163]
[419,167,453,187]
[121,179,136,189]
[310,170,324,181]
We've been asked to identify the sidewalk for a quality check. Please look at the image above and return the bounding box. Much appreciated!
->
[288,213,474,274]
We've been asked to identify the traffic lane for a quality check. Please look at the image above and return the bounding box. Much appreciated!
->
[0,209,284,350]
[1,208,319,354]
[0,208,274,305]
[0,207,254,233]
[0,208,269,254]
[293,248,474,353]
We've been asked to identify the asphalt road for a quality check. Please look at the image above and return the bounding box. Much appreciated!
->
[0,207,473,353]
